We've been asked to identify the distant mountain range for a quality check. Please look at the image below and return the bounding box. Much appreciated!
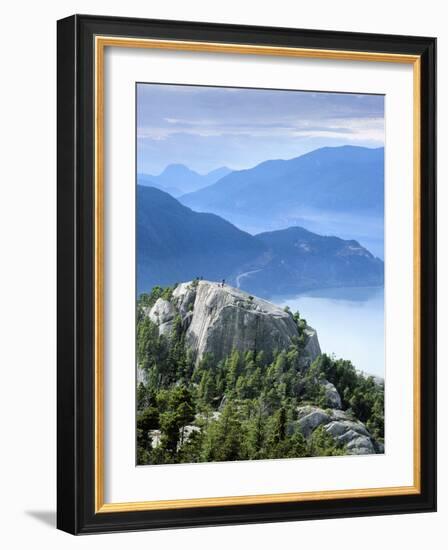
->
[137,186,383,296]
[179,146,384,258]
[138,164,232,197]
[181,146,383,215]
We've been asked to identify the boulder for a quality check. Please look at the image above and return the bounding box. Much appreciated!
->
[322,380,342,409]
[148,429,162,449]
[172,283,197,317]
[345,435,376,454]
[331,409,350,421]
[148,298,176,336]
[303,328,321,360]
[137,368,148,385]
[295,406,330,438]
[294,405,380,455]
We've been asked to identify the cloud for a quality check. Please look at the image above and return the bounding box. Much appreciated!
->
[137,84,384,173]
[138,117,384,145]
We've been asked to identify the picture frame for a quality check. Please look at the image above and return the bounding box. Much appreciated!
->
[57,14,436,534]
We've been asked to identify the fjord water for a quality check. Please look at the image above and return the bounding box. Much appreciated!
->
[274,286,384,378]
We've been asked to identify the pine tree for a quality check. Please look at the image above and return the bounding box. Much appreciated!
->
[225,349,241,392]
[307,426,345,456]
[202,403,245,462]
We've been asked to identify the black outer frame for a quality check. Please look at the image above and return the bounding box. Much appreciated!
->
[57,14,436,535]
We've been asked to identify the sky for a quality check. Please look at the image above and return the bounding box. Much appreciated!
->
[137,83,384,175]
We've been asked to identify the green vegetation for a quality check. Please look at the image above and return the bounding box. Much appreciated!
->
[136,289,384,465]
[308,354,384,441]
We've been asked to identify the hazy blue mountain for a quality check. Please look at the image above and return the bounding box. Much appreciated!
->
[137,186,265,293]
[137,174,181,197]
[205,166,233,183]
[138,164,232,197]
[179,146,384,258]
[137,186,383,296]
[240,227,384,297]
[181,146,383,213]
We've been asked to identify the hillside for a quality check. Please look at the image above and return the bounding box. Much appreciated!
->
[242,226,384,296]
[181,146,384,214]
[137,185,265,294]
[179,146,384,256]
[137,186,383,296]
[136,282,384,464]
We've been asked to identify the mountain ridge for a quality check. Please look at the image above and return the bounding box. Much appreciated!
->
[138,164,232,197]
[137,185,265,294]
[179,146,384,256]
[137,185,383,296]
[181,146,384,211]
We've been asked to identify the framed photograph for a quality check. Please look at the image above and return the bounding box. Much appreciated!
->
[57,14,436,534]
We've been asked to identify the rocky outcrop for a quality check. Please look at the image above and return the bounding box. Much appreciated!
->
[296,406,330,438]
[138,281,384,459]
[321,380,342,409]
[303,329,321,363]
[148,298,176,336]
[293,405,381,455]
[146,280,321,366]
[148,429,162,449]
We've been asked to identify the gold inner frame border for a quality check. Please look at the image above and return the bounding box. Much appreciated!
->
[94,36,421,513]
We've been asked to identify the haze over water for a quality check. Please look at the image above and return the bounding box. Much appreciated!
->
[274,286,385,378]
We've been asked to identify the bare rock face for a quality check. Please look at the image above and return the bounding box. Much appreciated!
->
[148,298,176,336]
[303,328,321,361]
[147,280,321,366]
[322,380,342,409]
[294,405,381,455]
[296,406,330,438]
